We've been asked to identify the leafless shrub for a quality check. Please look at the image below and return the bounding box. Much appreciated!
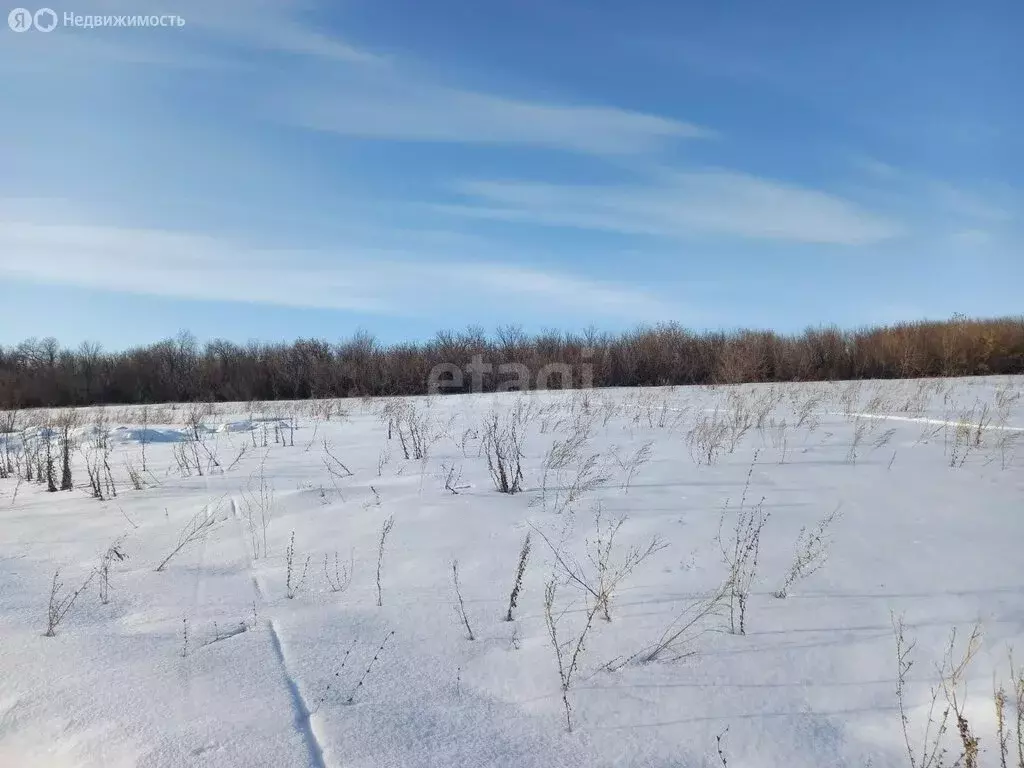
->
[376,515,395,607]
[992,651,1024,768]
[638,579,731,663]
[839,381,863,418]
[917,422,945,447]
[533,506,664,623]
[599,397,619,427]
[948,417,975,469]
[766,418,790,463]
[717,452,769,635]
[724,390,755,452]
[172,440,204,477]
[393,403,434,460]
[184,403,207,442]
[543,579,601,732]
[892,615,985,768]
[125,460,145,491]
[995,432,1020,471]
[138,405,151,472]
[794,390,825,431]
[440,461,465,494]
[586,508,666,621]
[505,532,532,622]
[195,433,222,474]
[0,409,19,435]
[846,418,870,464]
[863,385,895,416]
[363,484,383,511]
[451,560,475,641]
[21,430,39,483]
[57,410,77,491]
[0,431,15,480]
[9,474,24,505]
[98,536,129,605]
[91,411,111,451]
[322,438,354,480]
[873,427,898,452]
[285,531,311,599]
[379,400,401,441]
[687,409,729,466]
[44,422,57,492]
[483,410,526,494]
[972,402,992,449]
[241,458,274,559]
[538,432,609,515]
[226,444,248,472]
[82,443,116,500]
[324,550,354,594]
[773,503,842,599]
[156,498,225,572]
[611,441,653,493]
[44,567,96,637]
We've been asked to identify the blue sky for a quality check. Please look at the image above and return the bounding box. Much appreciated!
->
[1,0,1020,349]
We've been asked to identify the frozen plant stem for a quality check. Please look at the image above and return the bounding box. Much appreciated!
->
[773,503,842,599]
[324,550,354,594]
[892,613,985,768]
[98,537,128,605]
[504,532,531,622]
[156,499,223,572]
[451,560,475,640]
[376,515,395,607]
[285,531,310,599]
[543,580,600,732]
[313,637,359,712]
[45,567,96,637]
[346,630,395,704]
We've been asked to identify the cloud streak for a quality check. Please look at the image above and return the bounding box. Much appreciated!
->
[444,171,902,245]
[0,209,690,324]
[283,78,710,155]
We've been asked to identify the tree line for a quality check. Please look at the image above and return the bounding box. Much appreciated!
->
[1,315,1022,409]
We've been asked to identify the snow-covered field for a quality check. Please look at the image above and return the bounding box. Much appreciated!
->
[1,377,1022,768]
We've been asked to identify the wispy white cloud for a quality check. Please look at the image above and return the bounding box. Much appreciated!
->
[0,206,690,323]
[853,157,1020,224]
[177,0,383,64]
[283,78,710,155]
[4,0,704,157]
[184,1,710,154]
[444,171,902,245]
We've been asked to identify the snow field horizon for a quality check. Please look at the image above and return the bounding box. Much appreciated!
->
[1,375,1022,767]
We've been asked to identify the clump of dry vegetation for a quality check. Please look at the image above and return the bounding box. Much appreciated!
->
[892,616,1024,768]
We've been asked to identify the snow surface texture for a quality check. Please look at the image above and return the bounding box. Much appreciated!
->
[0,377,1022,768]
